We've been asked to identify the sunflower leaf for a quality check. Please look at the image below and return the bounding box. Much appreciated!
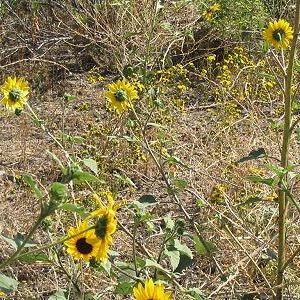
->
[48,289,67,300]
[82,158,98,175]
[114,281,134,296]
[23,174,44,200]
[0,273,19,293]
[18,252,49,263]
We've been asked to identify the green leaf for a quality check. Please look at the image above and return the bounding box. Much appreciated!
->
[99,260,111,276]
[114,282,134,295]
[173,239,193,258]
[73,171,100,184]
[136,257,146,268]
[262,41,270,54]
[174,253,194,273]
[164,248,180,271]
[138,195,157,204]
[294,61,300,73]
[23,174,44,200]
[145,259,165,272]
[121,135,138,142]
[50,182,68,202]
[48,289,67,300]
[239,196,264,206]
[82,158,98,175]
[58,203,88,218]
[187,288,207,300]
[113,172,136,187]
[61,133,85,143]
[167,155,184,166]
[237,148,266,163]
[193,235,216,256]
[164,214,175,231]
[123,64,137,78]
[246,175,277,187]
[146,122,167,129]
[46,151,65,171]
[123,31,139,39]
[63,93,76,103]
[265,163,295,177]
[18,252,49,263]
[173,178,188,190]
[0,273,18,293]
[0,233,36,250]
[131,195,157,210]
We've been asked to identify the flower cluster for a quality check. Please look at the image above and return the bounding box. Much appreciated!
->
[202,3,221,21]
[64,192,120,262]
[156,64,190,92]
[87,67,105,85]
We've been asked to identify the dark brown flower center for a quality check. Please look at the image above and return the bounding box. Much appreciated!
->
[76,237,93,254]
[272,29,285,42]
[95,216,108,238]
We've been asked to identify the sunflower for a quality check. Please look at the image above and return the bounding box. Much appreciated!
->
[263,19,293,49]
[88,192,120,261]
[105,79,138,114]
[64,220,100,262]
[132,278,172,300]
[0,77,30,111]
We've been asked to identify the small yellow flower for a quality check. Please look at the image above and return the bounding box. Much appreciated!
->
[0,291,6,299]
[105,79,138,114]
[0,76,29,111]
[177,84,187,93]
[132,278,172,300]
[64,220,101,262]
[133,81,145,92]
[207,54,216,62]
[203,3,221,21]
[263,19,293,49]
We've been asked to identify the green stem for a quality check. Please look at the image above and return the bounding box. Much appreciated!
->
[276,5,300,299]
[132,220,139,277]
[130,105,224,276]
[26,103,72,162]
[0,214,44,270]
[5,225,96,264]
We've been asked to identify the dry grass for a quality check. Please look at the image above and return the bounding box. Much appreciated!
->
[1,1,300,299]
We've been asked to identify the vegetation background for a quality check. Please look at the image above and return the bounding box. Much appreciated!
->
[0,0,299,299]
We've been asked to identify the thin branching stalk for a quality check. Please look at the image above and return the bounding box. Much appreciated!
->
[276,3,300,299]
[130,105,225,277]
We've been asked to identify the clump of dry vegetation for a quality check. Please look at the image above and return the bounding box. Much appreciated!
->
[0,0,299,299]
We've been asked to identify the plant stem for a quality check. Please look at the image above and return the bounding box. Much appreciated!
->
[26,103,72,162]
[276,5,300,299]
[5,224,96,264]
[132,220,139,277]
[0,214,44,270]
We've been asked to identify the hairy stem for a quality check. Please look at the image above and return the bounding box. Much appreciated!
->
[276,4,300,299]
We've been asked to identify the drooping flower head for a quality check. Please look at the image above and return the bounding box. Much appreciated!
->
[64,220,100,262]
[0,77,30,111]
[88,192,121,261]
[263,19,293,50]
[105,79,138,114]
[132,278,172,300]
